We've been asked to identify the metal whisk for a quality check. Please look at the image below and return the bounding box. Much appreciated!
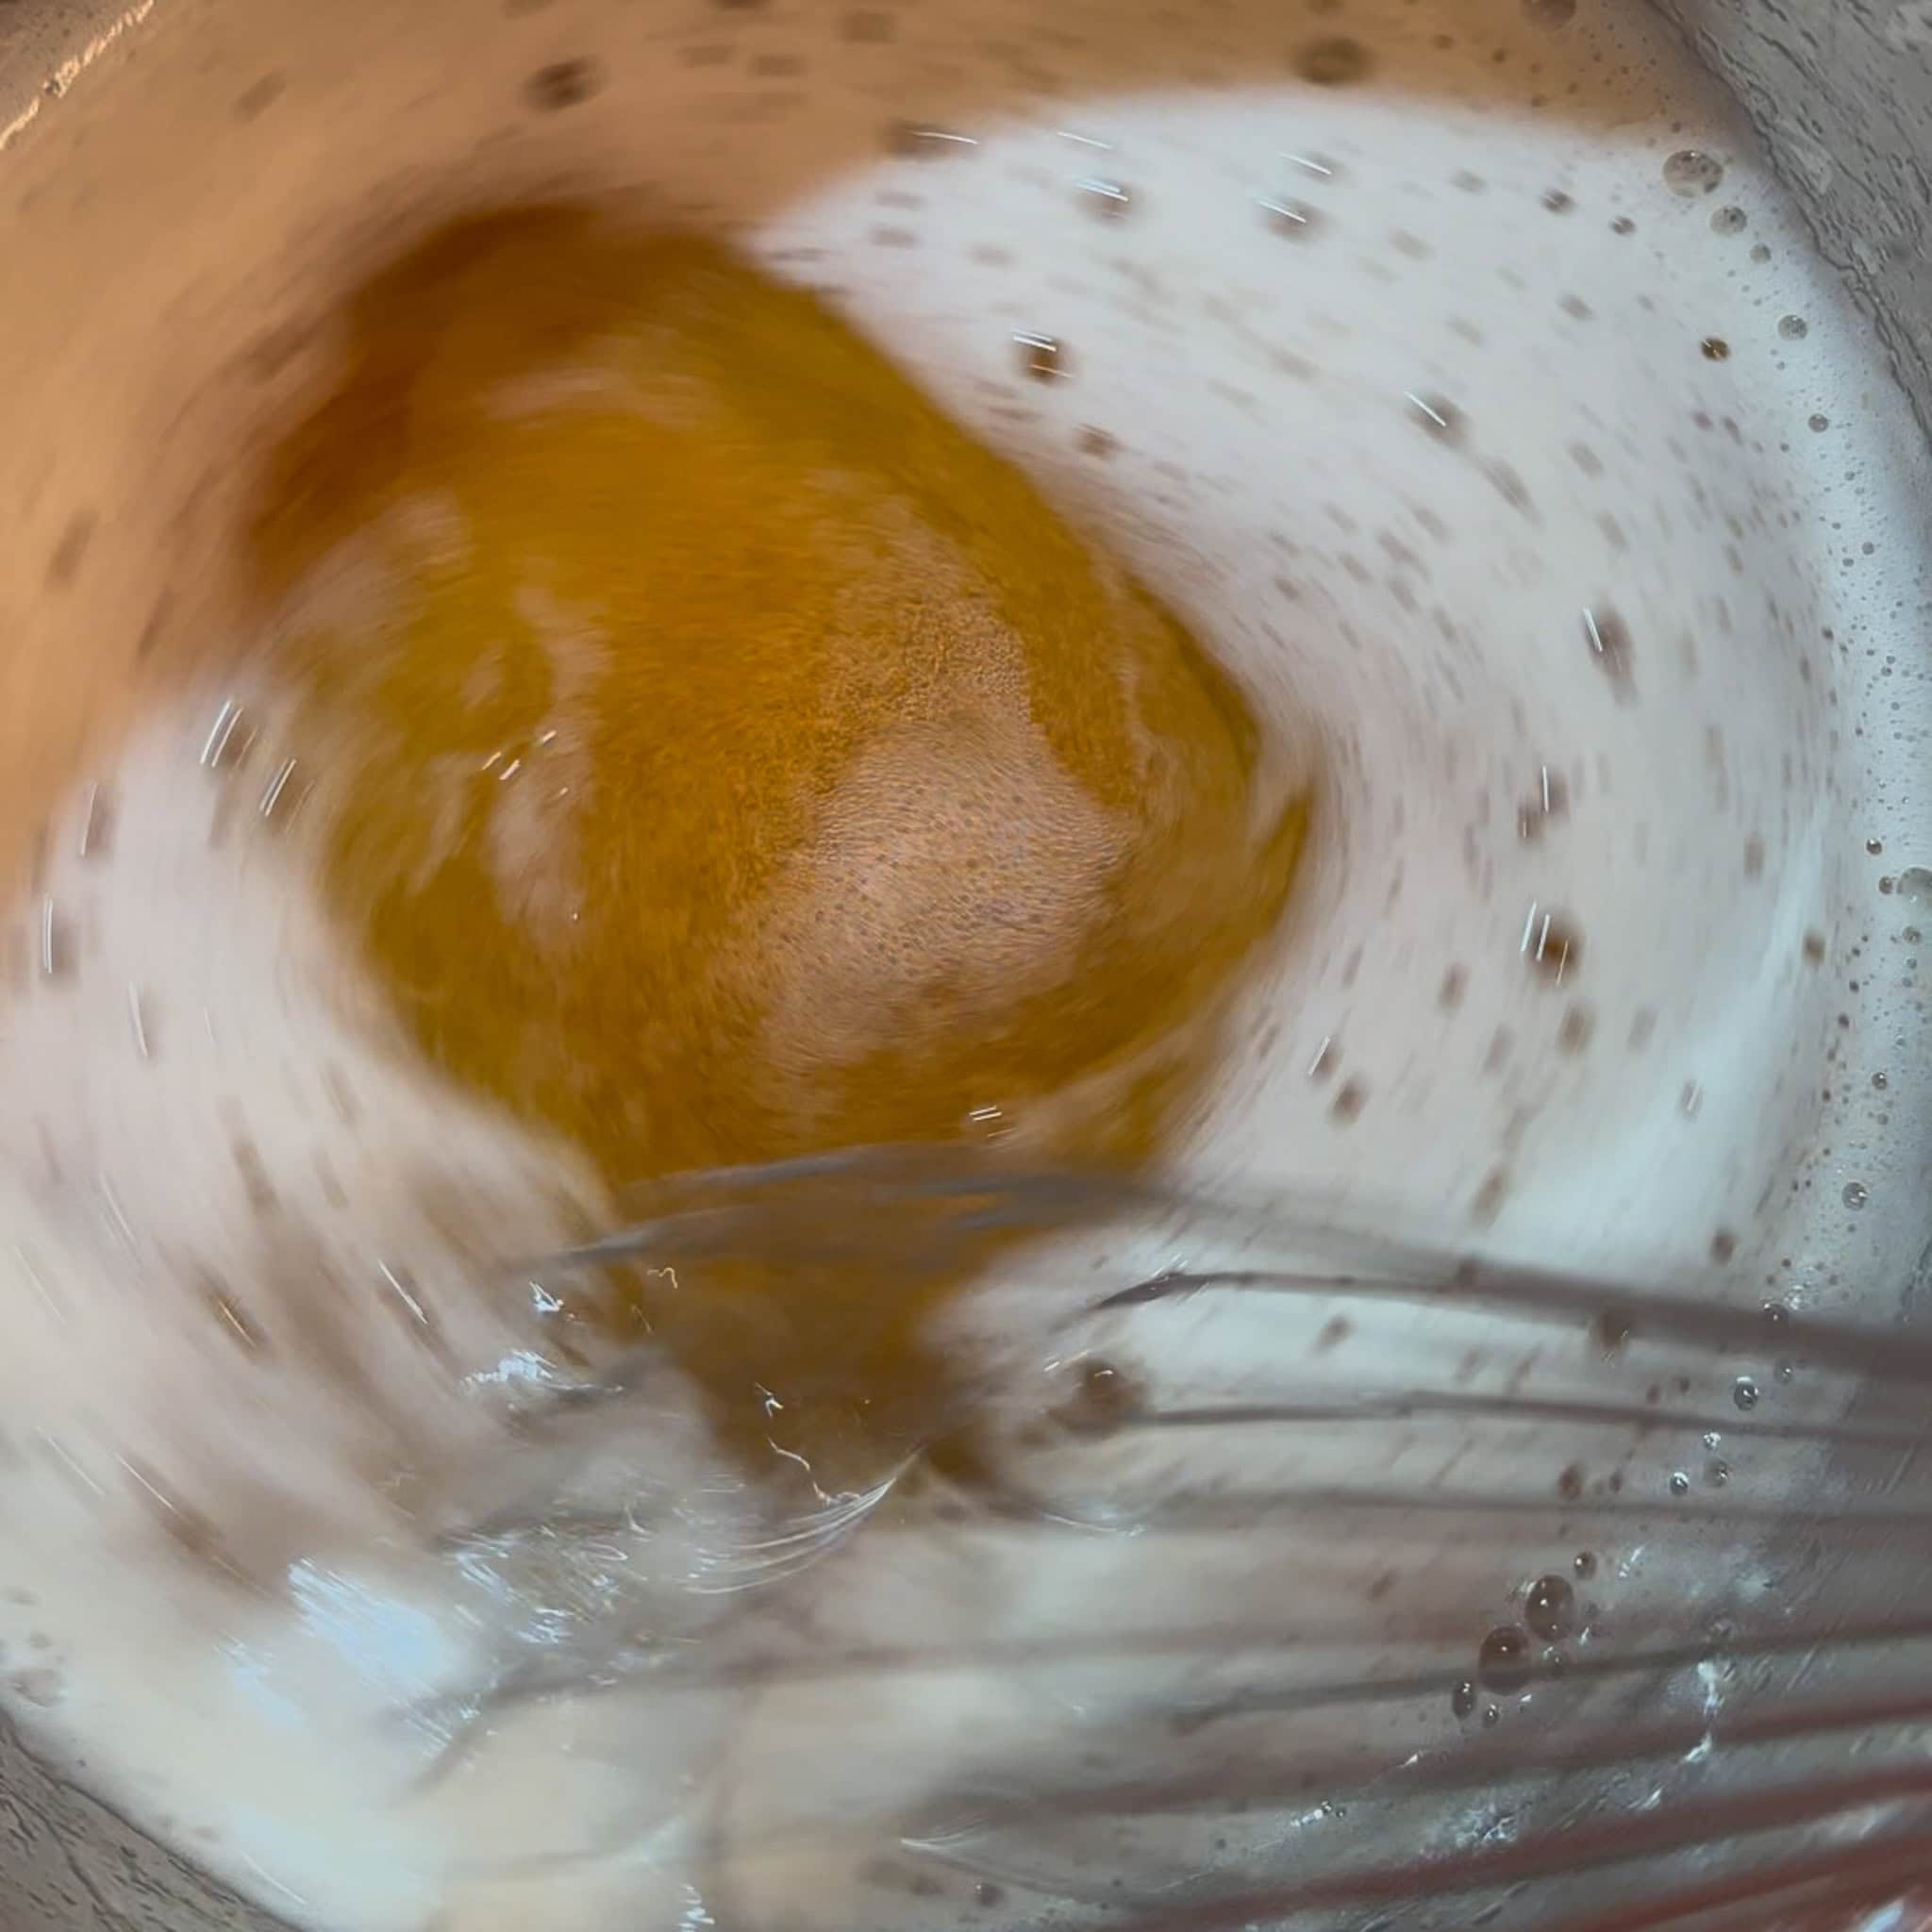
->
[418,1145,1932,1931]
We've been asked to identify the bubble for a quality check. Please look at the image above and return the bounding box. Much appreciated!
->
[1522,904,1582,984]
[888,122,977,158]
[1778,314,1809,341]
[1014,330,1067,381]
[1407,392,1463,441]
[1477,1625,1533,1690]
[1058,1357,1141,1434]
[1541,189,1575,214]
[522,58,604,112]
[1524,1574,1577,1641]
[1700,337,1731,361]
[1662,149,1725,197]
[1259,195,1317,236]
[1733,1375,1759,1410]
[1708,205,1747,235]
[1669,1471,1691,1496]
[1452,1677,1477,1718]
[1075,177,1132,217]
[1808,413,1830,433]
[1610,215,1637,236]
[1842,1180,1869,1210]
[1293,36,1374,85]
[1895,866,1932,908]
[1573,1551,1597,1578]
[1581,605,1636,700]
[1522,0,1576,24]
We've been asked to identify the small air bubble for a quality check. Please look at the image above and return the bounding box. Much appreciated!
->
[1842,1180,1869,1210]
[77,782,113,860]
[1581,606,1636,700]
[1293,35,1374,85]
[1014,331,1066,381]
[1452,1677,1477,1718]
[1894,866,1932,907]
[37,896,70,981]
[1574,1550,1596,1578]
[522,58,603,111]
[1708,205,1746,235]
[1700,336,1731,361]
[1733,1375,1758,1411]
[1521,0,1576,25]
[1075,177,1132,216]
[258,757,302,824]
[889,122,977,158]
[1524,1574,1576,1641]
[1808,413,1830,433]
[1610,215,1636,235]
[1058,1357,1141,1435]
[1778,314,1809,340]
[1406,392,1462,440]
[1662,149,1724,197]
[1522,904,1582,985]
[1541,188,1574,214]
[198,697,253,773]
[1476,1625,1532,1690]
[1329,1077,1367,1124]
[1259,194,1317,235]
[1669,1471,1690,1496]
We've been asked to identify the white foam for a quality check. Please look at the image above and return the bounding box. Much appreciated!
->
[0,0,1924,1924]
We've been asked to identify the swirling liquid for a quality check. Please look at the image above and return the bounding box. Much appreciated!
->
[0,0,1924,1926]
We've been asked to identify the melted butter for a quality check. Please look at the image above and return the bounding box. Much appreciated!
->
[250,209,1307,1473]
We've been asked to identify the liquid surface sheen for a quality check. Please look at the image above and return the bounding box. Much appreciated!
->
[254,211,1305,1449]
